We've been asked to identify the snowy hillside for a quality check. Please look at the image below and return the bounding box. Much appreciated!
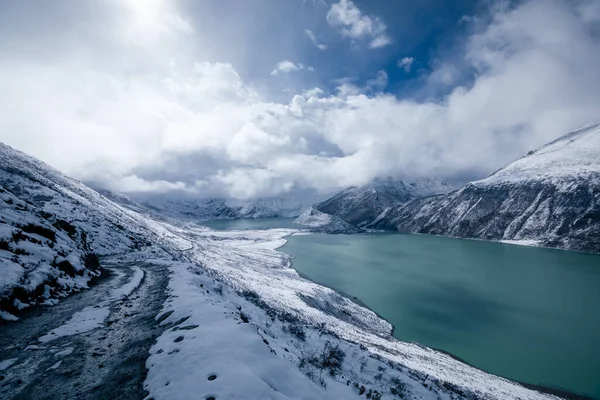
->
[315,176,453,227]
[0,143,187,320]
[373,124,600,252]
[481,122,600,185]
[0,142,564,400]
[295,207,363,233]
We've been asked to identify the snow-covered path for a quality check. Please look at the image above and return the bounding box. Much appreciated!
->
[0,262,168,400]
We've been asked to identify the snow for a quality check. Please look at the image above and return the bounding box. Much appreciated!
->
[37,266,144,342]
[478,122,600,186]
[124,194,326,222]
[0,358,18,371]
[109,266,144,299]
[46,361,62,371]
[294,208,362,233]
[110,226,559,400]
[0,258,24,297]
[54,347,74,357]
[500,239,541,247]
[0,310,19,321]
[294,207,333,227]
[0,140,565,399]
[38,305,110,343]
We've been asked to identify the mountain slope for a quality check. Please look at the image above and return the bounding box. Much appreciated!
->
[315,176,453,227]
[0,143,163,319]
[372,123,600,252]
[131,196,321,221]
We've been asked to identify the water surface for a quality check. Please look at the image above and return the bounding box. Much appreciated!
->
[281,233,600,399]
[201,217,299,231]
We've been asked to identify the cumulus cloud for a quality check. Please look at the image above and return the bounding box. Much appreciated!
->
[305,29,328,50]
[0,0,599,199]
[271,61,315,75]
[398,57,415,73]
[326,0,392,49]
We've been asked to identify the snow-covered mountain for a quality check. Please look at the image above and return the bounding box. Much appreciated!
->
[314,176,454,227]
[0,141,567,399]
[373,123,600,252]
[128,195,322,221]
[295,207,363,234]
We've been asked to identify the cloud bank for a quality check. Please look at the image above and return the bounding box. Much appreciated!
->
[0,0,599,199]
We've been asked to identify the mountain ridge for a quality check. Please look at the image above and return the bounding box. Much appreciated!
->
[312,124,600,253]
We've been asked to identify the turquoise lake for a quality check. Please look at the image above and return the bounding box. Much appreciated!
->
[204,220,600,399]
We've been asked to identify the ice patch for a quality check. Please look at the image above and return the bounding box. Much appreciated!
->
[38,305,110,343]
[109,266,144,300]
[54,347,74,357]
[0,310,19,321]
[46,361,62,371]
[24,345,46,351]
[37,265,144,343]
[0,358,18,371]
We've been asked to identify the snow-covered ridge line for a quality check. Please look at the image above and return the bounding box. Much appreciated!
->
[308,124,600,254]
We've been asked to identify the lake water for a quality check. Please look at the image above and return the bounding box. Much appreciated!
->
[204,219,600,399]
[201,217,300,230]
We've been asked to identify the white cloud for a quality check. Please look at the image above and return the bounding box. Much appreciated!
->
[303,87,325,98]
[120,0,194,46]
[326,0,392,49]
[270,61,314,75]
[366,70,388,91]
[398,57,415,73]
[305,29,328,50]
[0,0,599,199]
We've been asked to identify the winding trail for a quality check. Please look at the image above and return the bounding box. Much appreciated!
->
[0,262,168,400]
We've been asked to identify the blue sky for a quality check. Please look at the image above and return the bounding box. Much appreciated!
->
[177,0,482,100]
[0,0,599,199]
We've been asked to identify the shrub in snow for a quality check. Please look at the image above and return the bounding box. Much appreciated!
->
[284,323,306,341]
[390,377,408,398]
[239,310,250,323]
[300,340,346,381]
[320,341,345,377]
[83,253,101,272]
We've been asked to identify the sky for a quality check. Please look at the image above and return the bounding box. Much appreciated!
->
[0,0,599,199]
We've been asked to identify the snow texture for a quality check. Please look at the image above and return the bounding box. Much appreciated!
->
[316,176,454,227]
[0,358,18,371]
[37,267,144,342]
[295,207,363,234]
[0,141,563,399]
[315,124,600,253]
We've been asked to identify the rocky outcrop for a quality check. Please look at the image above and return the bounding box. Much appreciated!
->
[315,176,453,227]
[294,208,364,234]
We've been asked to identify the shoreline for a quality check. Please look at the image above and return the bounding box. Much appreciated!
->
[278,231,596,400]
